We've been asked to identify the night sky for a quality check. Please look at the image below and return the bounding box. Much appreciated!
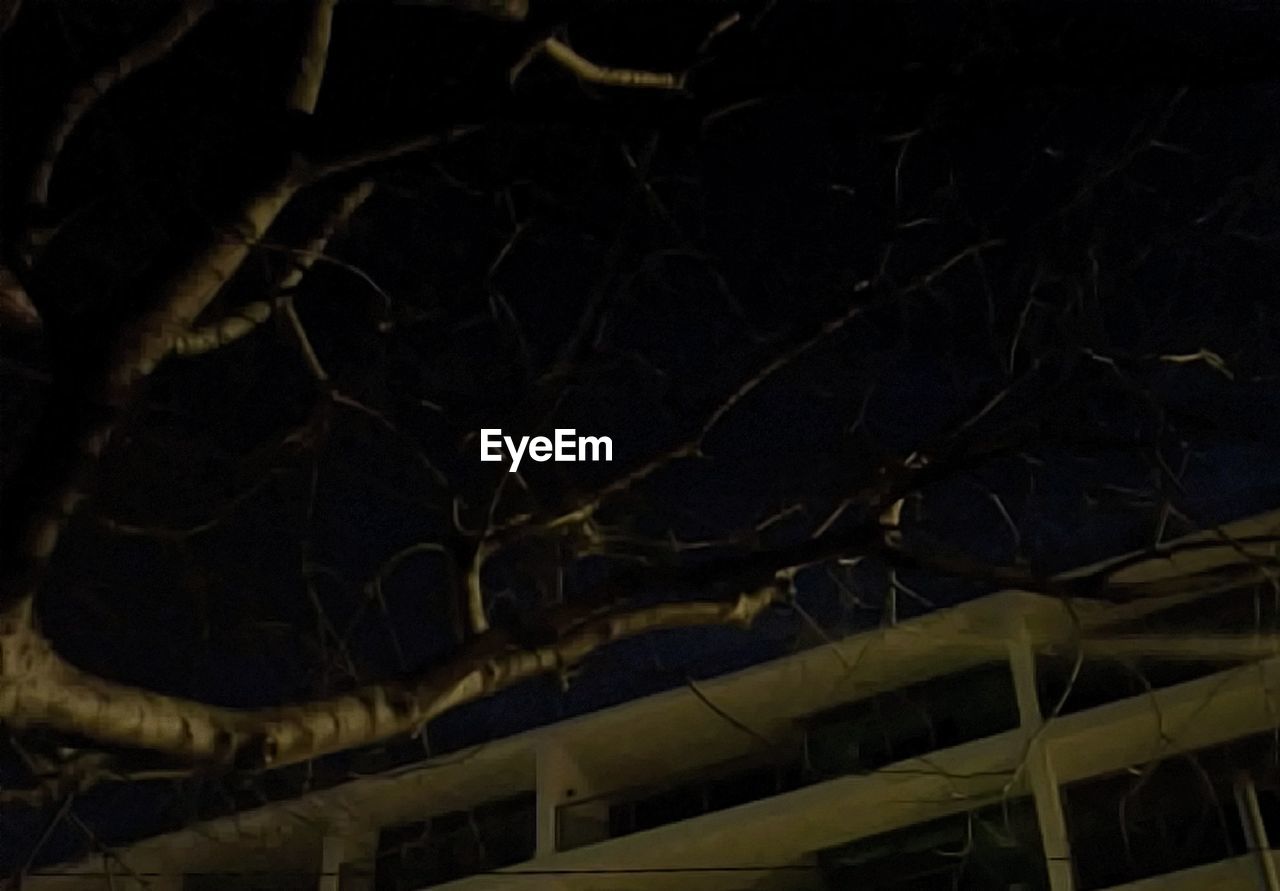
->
[3,0,1280,870]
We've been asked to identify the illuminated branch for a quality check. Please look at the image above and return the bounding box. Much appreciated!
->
[176,179,375,357]
[448,241,1005,647]
[94,467,286,542]
[24,0,214,258]
[0,176,306,635]
[513,37,686,90]
[281,297,331,382]
[465,539,497,635]
[310,125,481,179]
[0,0,341,623]
[0,264,40,331]
[0,586,780,768]
[281,181,377,292]
[289,0,336,115]
[172,301,274,356]
[496,239,1005,542]
[0,747,187,808]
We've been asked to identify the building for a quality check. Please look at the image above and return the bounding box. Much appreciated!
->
[29,510,1280,891]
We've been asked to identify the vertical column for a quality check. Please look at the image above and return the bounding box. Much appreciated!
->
[1234,774,1280,891]
[1008,625,1076,891]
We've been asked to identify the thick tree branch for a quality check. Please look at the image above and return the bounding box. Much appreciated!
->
[289,0,337,116]
[0,174,307,626]
[0,395,1266,767]
[175,180,375,357]
[0,0,343,624]
[0,586,779,769]
[172,301,274,356]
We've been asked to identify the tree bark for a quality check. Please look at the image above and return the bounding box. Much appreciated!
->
[0,587,778,768]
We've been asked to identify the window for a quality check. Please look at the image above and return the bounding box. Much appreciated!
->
[1105,580,1280,636]
[1036,654,1234,717]
[1035,583,1271,717]
[1063,733,1280,889]
[804,663,1019,778]
[374,792,535,890]
[816,797,1048,890]
[557,755,808,851]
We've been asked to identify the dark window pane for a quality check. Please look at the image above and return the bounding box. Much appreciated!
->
[375,792,535,890]
[1059,747,1249,885]
[804,663,1018,777]
[558,753,808,850]
[1106,584,1280,636]
[1037,655,1234,717]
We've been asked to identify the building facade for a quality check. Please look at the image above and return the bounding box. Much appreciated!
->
[28,510,1280,891]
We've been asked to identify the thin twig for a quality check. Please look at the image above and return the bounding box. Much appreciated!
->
[25,0,214,236]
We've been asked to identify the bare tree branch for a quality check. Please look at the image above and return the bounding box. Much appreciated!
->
[0,747,187,808]
[0,174,306,632]
[0,585,780,769]
[1,0,341,627]
[289,0,337,116]
[0,264,40,331]
[513,37,686,90]
[402,0,528,21]
[23,0,215,260]
[309,125,481,180]
[171,301,274,356]
[175,179,375,356]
